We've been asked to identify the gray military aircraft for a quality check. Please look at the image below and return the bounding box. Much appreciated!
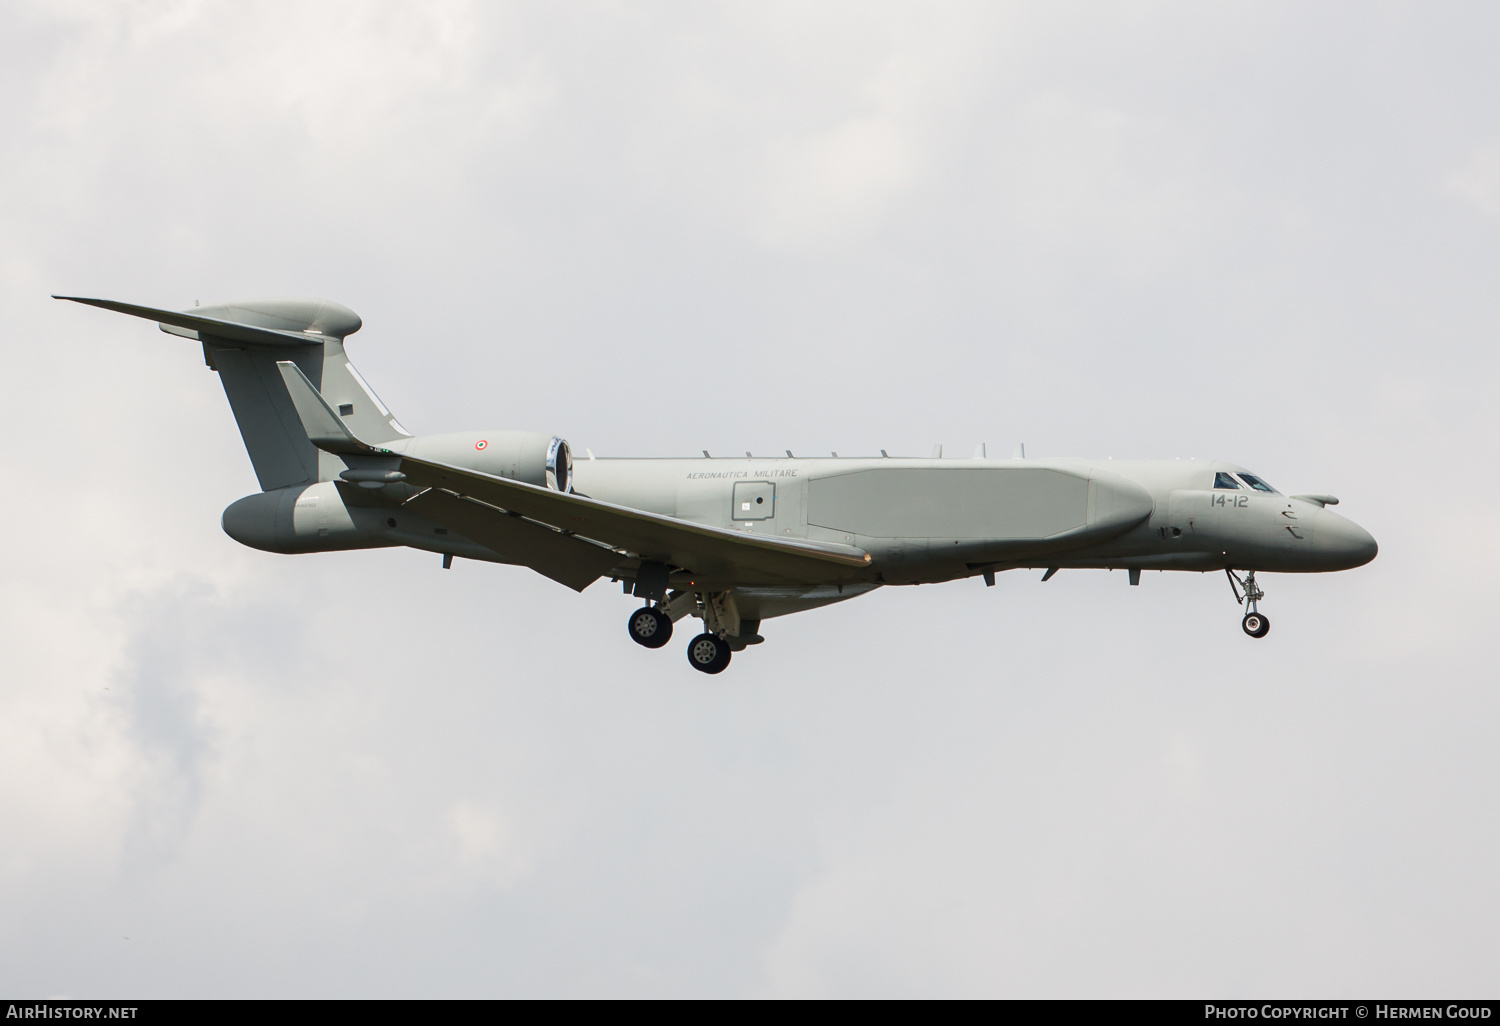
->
[58,295,1377,673]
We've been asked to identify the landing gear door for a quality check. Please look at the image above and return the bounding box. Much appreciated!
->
[732,481,775,521]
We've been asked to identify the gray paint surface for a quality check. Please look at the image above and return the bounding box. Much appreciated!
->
[210,346,322,490]
[808,465,1088,539]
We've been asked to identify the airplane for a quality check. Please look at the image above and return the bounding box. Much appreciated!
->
[57,295,1378,674]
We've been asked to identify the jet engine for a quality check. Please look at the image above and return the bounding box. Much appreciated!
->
[398,430,574,492]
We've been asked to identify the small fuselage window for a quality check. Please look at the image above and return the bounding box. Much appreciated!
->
[1237,473,1278,493]
[1213,472,1242,489]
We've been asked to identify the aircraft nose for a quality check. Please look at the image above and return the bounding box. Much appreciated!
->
[1314,510,1378,570]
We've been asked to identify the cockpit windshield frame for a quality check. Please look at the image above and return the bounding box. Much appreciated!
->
[1237,473,1279,494]
[1213,472,1242,489]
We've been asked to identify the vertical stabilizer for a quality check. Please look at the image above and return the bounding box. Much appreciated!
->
[211,345,324,490]
[57,295,412,491]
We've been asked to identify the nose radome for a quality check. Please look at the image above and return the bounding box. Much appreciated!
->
[1314,510,1378,570]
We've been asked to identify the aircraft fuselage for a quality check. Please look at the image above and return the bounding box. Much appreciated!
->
[225,446,1376,593]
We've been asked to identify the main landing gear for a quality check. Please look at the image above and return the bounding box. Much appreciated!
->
[627,606,673,649]
[1226,569,1270,638]
[625,588,759,673]
[627,606,734,673]
[686,633,732,674]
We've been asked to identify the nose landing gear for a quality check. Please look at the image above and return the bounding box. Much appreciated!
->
[1226,569,1270,638]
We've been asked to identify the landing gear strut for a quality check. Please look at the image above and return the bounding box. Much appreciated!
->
[1226,569,1270,638]
[627,606,673,649]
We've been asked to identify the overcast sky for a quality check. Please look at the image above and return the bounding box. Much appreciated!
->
[2,0,1497,998]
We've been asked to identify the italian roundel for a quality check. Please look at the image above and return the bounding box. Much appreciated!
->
[475,439,487,450]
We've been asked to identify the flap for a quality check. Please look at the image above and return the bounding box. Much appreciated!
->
[404,488,623,592]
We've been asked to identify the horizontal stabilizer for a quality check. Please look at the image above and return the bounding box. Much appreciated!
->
[54,296,324,348]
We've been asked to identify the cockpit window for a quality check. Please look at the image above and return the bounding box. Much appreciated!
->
[1237,473,1278,493]
[1213,472,1242,489]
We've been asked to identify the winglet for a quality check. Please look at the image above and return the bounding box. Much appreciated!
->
[276,361,380,455]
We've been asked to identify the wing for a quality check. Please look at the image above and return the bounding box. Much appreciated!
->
[275,362,872,588]
[402,487,623,592]
[395,454,870,585]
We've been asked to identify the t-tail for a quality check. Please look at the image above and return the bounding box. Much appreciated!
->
[54,296,410,490]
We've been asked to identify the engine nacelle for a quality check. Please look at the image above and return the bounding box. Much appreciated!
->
[400,431,573,491]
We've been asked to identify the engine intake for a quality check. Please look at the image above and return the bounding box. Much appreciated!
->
[546,436,573,493]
